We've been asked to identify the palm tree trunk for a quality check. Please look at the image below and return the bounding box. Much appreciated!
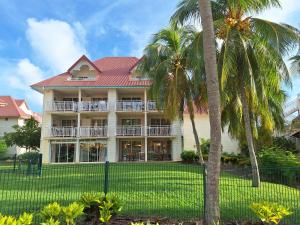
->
[198,0,222,224]
[240,86,261,187]
[189,111,204,164]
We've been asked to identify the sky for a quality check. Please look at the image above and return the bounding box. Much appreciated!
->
[0,0,299,113]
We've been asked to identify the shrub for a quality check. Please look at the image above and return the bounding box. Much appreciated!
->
[180,151,197,162]
[250,202,292,224]
[40,202,61,222]
[258,147,300,185]
[272,137,296,153]
[0,138,7,156]
[0,212,33,225]
[80,193,122,221]
[18,152,41,165]
[200,138,210,154]
[62,202,84,225]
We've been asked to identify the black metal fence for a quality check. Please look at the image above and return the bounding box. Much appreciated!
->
[0,162,299,224]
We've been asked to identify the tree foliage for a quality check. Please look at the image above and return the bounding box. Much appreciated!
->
[0,138,7,155]
[4,117,41,151]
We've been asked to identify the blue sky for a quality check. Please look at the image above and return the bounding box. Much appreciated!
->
[0,0,299,112]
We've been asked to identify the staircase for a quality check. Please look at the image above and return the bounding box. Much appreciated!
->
[284,94,300,137]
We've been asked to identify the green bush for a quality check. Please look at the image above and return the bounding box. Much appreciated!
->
[258,147,300,185]
[200,138,210,154]
[0,138,7,156]
[180,151,197,162]
[0,212,33,225]
[272,137,296,153]
[18,152,41,165]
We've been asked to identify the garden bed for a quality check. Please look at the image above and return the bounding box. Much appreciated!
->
[79,216,264,225]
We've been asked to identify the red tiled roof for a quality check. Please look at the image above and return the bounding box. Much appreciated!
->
[31,56,152,90]
[0,96,31,118]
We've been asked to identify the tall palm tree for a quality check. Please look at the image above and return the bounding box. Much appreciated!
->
[137,26,206,164]
[197,1,222,223]
[172,0,299,187]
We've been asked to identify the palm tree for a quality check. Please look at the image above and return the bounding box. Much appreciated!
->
[197,1,222,223]
[137,26,206,164]
[172,0,299,187]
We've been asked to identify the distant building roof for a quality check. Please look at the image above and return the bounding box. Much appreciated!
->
[0,96,41,122]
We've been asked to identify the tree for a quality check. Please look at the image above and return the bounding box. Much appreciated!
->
[4,117,41,151]
[197,0,222,223]
[172,0,299,187]
[0,138,7,156]
[137,25,206,164]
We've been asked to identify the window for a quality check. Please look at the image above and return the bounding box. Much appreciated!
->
[63,98,78,102]
[51,143,75,163]
[61,120,77,127]
[91,119,107,127]
[148,140,172,161]
[122,97,141,101]
[122,119,141,126]
[80,141,107,162]
[92,97,107,102]
[150,118,170,126]
[119,140,144,161]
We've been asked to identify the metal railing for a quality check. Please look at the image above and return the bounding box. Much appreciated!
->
[116,100,144,112]
[116,125,144,136]
[46,101,78,112]
[50,127,77,137]
[79,101,108,112]
[147,125,175,136]
[79,126,107,137]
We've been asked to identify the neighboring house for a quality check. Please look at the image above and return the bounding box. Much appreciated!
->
[0,96,42,156]
[31,55,239,164]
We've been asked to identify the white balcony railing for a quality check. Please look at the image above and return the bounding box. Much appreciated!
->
[147,125,175,136]
[116,125,144,136]
[80,126,107,137]
[80,101,108,112]
[116,101,144,112]
[147,101,158,111]
[47,101,78,112]
[50,127,77,137]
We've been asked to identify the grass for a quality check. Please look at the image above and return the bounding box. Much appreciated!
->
[0,162,299,224]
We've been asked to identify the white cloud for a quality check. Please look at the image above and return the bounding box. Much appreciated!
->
[26,18,88,73]
[10,59,43,105]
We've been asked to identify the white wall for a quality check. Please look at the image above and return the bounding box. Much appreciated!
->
[183,113,240,154]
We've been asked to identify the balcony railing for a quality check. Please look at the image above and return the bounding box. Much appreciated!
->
[116,101,144,112]
[80,101,108,112]
[47,101,78,112]
[147,125,175,136]
[147,101,159,111]
[50,127,77,137]
[116,125,144,136]
[80,126,107,137]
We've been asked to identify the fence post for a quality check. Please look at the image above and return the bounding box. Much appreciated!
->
[104,161,109,195]
[38,154,43,176]
[203,164,207,224]
[13,154,17,172]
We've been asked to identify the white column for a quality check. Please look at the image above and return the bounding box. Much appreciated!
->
[144,89,148,161]
[107,89,117,162]
[41,89,54,163]
[171,120,183,161]
[75,89,81,163]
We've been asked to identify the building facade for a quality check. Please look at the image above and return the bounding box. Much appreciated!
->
[0,96,41,156]
[32,56,183,163]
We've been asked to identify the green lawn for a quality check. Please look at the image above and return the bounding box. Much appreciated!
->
[0,162,299,224]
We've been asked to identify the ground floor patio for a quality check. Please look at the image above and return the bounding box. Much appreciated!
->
[49,138,174,163]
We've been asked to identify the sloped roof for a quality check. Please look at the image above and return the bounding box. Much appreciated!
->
[31,56,151,91]
[0,96,31,118]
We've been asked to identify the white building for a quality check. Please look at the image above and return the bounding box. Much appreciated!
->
[31,55,239,163]
[0,96,41,156]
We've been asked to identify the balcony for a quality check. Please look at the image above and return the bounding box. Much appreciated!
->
[147,101,159,111]
[50,127,77,137]
[147,125,175,136]
[80,101,108,112]
[116,125,144,136]
[80,126,107,137]
[116,101,144,112]
[46,101,78,112]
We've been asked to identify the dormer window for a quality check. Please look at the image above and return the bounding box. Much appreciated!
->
[67,55,101,81]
